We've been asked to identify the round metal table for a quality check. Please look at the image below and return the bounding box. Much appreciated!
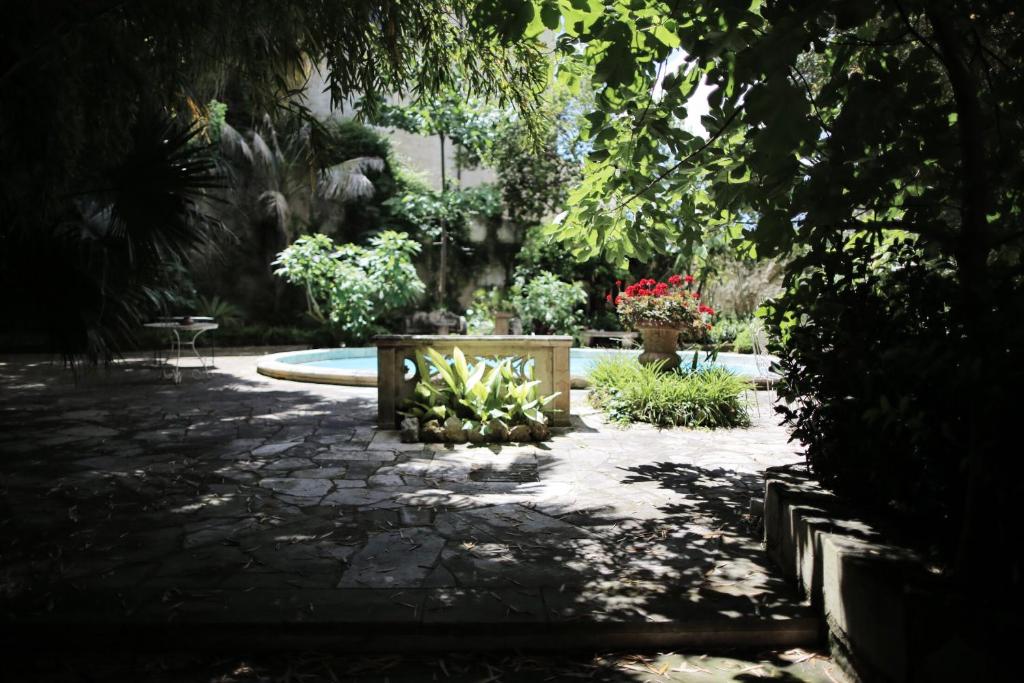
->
[144,321,219,383]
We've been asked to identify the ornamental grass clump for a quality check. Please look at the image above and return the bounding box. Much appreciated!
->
[588,355,751,429]
[609,274,716,339]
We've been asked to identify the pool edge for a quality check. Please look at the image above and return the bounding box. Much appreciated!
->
[256,348,769,390]
[257,350,378,387]
[256,348,592,389]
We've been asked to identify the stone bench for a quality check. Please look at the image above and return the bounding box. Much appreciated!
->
[374,335,572,428]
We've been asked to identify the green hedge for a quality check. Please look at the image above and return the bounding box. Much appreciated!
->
[134,324,333,350]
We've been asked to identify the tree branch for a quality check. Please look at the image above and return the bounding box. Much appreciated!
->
[617,105,743,209]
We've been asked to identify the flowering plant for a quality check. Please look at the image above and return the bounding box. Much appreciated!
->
[607,275,715,339]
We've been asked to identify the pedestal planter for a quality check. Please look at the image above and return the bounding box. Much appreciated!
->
[637,324,682,371]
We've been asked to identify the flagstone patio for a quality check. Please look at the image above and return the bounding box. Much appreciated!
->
[0,354,816,651]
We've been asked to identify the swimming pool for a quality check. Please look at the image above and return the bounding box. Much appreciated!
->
[257,346,774,388]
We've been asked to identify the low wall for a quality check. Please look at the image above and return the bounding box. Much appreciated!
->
[374,335,572,429]
[763,465,1012,682]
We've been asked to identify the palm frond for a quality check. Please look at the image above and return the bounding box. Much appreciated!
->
[319,156,384,200]
[250,132,276,167]
[219,122,253,164]
[259,190,290,232]
[106,118,224,268]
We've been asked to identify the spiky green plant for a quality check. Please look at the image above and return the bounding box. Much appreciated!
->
[401,346,559,438]
[195,295,244,326]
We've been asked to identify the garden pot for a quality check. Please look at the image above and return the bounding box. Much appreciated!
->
[493,311,513,335]
[637,323,682,372]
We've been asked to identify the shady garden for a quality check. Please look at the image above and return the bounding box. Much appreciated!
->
[0,2,1021,682]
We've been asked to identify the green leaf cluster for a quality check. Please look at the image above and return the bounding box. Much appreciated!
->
[537,0,1024,577]
[510,271,588,336]
[384,184,503,242]
[272,231,424,343]
[465,287,512,334]
[372,92,506,170]
[402,346,560,437]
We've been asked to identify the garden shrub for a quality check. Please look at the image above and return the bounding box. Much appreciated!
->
[770,237,1024,557]
[272,231,424,344]
[709,315,752,346]
[464,287,510,334]
[588,356,751,429]
[510,271,587,336]
[207,325,334,348]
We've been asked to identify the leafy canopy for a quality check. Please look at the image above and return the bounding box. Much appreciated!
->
[531,0,1024,579]
[1,0,550,235]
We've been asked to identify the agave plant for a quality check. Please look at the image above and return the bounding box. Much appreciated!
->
[401,346,559,440]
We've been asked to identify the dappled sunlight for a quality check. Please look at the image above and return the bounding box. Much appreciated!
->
[0,357,810,647]
[170,492,237,514]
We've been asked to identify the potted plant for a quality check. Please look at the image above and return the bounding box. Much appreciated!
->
[610,275,715,371]
[465,287,516,335]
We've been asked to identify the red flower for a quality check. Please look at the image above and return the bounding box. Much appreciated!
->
[605,293,612,303]
[654,282,669,295]
[615,279,622,287]
[692,291,701,300]
[684,274,694,284]
[667,274,682,285]
[614,295,622,305]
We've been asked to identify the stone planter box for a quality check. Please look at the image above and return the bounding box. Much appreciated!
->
[374,335,572,429]
[763,464,1012,682]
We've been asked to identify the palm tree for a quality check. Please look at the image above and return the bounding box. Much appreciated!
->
[195,113,387,322]
[0,118,224,363]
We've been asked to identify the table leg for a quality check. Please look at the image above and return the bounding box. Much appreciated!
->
[172,329,183,384]
[188,328,214,378]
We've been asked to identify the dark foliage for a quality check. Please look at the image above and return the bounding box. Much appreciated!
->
[0,120,222,362]
[551,0,1024,586]
[0,0,547,357]
[773,238,1023,562]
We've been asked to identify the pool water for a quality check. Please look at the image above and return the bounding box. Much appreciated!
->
[296,348,766,378]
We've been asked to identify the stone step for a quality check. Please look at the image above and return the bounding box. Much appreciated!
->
[2,586,819,653]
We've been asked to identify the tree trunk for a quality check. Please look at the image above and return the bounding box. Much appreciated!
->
[438,134,447,306]
[924,5,993,581]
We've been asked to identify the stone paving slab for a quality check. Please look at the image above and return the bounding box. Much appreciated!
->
[0,355,814,650]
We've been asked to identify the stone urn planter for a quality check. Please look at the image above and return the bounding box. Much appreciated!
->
[636,323,682,372]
